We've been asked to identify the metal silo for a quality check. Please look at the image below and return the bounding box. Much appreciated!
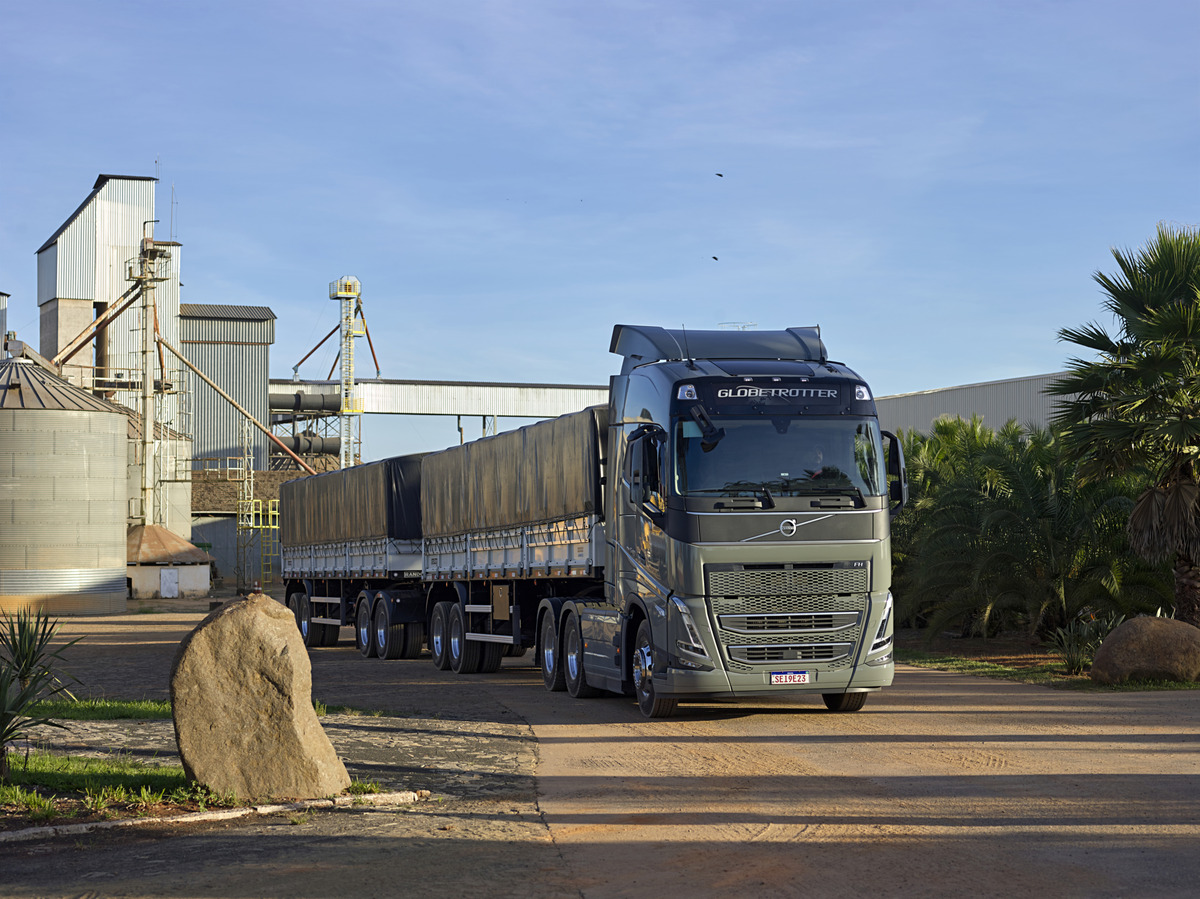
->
[0,358,127,614]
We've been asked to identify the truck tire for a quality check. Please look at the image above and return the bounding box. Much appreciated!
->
[479,641,505,673]
[355,597,377,658]
[430,602,452,670]
[505,643,528,659]
[401,622,425,659]
[633,620,676,718]
[540,613,566,692]
[320,620,341,647]
[374,602,405,660]
[823,692,868,712]
[449,604,481,674]
[565,612,601,698]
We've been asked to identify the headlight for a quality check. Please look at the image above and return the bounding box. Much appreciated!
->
[669,595,712,669]
[870,591,893,653]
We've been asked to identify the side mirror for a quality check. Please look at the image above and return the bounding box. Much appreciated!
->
[882,430,908,517]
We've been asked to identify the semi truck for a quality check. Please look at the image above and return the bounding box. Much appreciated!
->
[279,324,907,717]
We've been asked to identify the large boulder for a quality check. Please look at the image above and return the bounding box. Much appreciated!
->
[1090,617,1200,685]
[170,594,350,801]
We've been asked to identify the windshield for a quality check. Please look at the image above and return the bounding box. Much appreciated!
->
[674,416,886,498]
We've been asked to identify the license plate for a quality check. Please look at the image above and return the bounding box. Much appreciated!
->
[770,671,810,685]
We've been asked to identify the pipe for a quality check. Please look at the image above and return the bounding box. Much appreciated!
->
[270,435,341,454]
[157,336,318,476]
[269,392,342,412]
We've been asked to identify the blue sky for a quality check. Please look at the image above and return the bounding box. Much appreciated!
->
[2,1,1197,458]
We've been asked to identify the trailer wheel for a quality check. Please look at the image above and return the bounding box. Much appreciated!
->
[320,621,341,647]
[355,597,377,658]
[449,604,481,674]
[479,641,505,673]
[374,603,405,660]
[298,596,322,649]
[633,620,676,718]
[401,622,424,659]
[430,602,452,670]
[565,612,601,698]
[540,613,566,692]
[505,643,528,659]
[287,592,303,631]
[822,692,868,712]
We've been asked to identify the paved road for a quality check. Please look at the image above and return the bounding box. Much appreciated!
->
[3,608,1199,897]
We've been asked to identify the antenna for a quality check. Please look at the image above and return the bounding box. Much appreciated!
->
[681,324,696,369]
[170,183,178,241]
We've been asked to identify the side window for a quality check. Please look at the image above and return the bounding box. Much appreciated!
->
[644,437,665,513]
[626,433,666,515]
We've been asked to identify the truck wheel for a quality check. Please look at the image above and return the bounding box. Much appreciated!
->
[449,604,481,674]
[823,692,868,712]
[430,602,452,670]
[540,613,566,692]
[505,643,528,659]
[633,620,676,718]
[355,598,377,658]
[374,602,404,660]
[401,622,424,659]
[565,613,601,698]
[479,641,505,673]
[320,620,341,647]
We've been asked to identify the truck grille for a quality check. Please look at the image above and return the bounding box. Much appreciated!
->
[727,643,854,664]
[719,612,860,634]
[706,564,869,672]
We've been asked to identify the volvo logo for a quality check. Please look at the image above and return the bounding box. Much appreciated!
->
[779,519,799,537]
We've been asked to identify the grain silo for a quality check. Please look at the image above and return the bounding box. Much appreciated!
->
[0,358,127,614]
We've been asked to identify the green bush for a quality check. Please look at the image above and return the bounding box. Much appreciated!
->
[1047,613,1125,674]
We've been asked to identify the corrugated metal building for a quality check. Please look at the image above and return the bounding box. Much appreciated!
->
[876,372,1068,436]
[35,174,191,539]
[0,358,128,614]
[180,304,275,469]
[36,175,181,370]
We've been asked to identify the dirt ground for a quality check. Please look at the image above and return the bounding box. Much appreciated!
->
[3,597,1200,898]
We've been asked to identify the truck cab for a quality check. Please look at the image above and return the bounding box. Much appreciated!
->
[594,325,906,716]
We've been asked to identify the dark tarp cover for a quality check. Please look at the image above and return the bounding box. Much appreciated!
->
[421,406,608,538]
[280,454,424,545]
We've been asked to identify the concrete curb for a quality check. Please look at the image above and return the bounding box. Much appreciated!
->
[0,789,430,846]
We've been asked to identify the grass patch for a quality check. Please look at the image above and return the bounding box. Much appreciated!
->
[347,778,383,795]
[31,698,172,720]
[0,749,242,829]
[316,702,386,718]
[5,748,186,795]
[895,649,1200,691]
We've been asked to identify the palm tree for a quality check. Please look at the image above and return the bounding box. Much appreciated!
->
[897,418,1159,639]
[1051,223,1200,627]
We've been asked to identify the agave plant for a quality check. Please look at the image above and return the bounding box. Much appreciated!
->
[0,608,80,694]
[0,664,68,782]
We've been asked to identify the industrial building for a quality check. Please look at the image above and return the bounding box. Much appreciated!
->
[0,171,1069,612]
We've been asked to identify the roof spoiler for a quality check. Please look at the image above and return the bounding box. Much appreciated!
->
[609,324,827,374]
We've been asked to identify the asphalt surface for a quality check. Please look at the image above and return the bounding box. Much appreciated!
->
[2,599,1199,898]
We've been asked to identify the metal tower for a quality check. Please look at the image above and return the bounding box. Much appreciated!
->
[330,276,363,468]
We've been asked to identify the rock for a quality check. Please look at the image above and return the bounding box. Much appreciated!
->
[1090,617,1200,685]
[170,594,350,801]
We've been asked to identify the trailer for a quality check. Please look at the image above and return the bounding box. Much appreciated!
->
[281,324,907,717]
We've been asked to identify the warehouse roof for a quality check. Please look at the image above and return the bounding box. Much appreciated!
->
[179,304,277,321]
